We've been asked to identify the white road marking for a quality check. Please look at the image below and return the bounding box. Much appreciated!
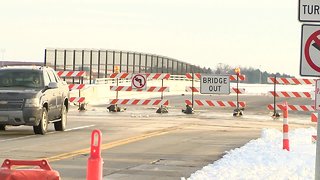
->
[64,124,95,131]
[0,135,35,142]
[0,124,95,142]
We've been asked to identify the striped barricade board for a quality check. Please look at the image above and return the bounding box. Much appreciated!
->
[311,112,318,143]
[185,86,200,92]
[185,73,201,79]
[312,112,317,122]
[110,73,131,79]
[267,104,315,112]
[185,87,245,94]
[109,99,169,106]
[69,97,85,103]
[185,73,245,81]
[268,91,312,98]
[267,77,315,85]
[68,84,85,91]
[109,73,170,80]
[57,71,86,77]
[185,100,246,108]
[110,86,169,92]
[146,73,170,80]
[312,135,317,143]
[229,75,245,81]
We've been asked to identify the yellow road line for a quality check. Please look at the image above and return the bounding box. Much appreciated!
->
[46,125,185,162]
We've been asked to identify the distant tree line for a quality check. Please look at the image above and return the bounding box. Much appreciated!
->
[199,63,294,84]
[144,63,293,84]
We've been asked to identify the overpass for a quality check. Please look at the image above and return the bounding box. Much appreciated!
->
[44,48,208,84]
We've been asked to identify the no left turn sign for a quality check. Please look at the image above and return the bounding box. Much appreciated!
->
[300,24,320,77]
[131,74,147,89]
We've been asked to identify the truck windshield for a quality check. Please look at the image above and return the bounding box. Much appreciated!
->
[0,69,43,88]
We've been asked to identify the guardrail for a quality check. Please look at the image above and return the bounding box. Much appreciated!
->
[94,78,131,84]
[94,75,195,84]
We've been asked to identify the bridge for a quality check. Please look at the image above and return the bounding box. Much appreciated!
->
[44,48,209,84]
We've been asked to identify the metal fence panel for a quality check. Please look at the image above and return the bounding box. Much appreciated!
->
[45,48,199,84]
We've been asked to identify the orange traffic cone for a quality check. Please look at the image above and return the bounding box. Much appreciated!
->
[86,129,103,180]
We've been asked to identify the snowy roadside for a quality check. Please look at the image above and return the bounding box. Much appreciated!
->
[185,128,316,180]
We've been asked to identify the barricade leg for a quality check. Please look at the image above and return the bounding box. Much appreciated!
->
[156,105,168,113]
[233,71,244,117]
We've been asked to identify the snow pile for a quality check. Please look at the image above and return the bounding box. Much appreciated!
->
[187,128,317,180]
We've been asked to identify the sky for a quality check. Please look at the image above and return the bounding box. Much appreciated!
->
[0,0,302,76]
[186,128,317,180]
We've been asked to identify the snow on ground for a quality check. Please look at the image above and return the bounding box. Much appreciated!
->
[186,128,317,180]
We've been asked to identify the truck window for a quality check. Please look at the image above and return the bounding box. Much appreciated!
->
[47,70,57,83]
[52,70,61,82]
[43,71,51,86]
[0,70,43,88]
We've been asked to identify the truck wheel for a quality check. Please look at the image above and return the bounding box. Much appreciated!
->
[33,107,48,135]
[0,125,6,131]
[54,105,67,131]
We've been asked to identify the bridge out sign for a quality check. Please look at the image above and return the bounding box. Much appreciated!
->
[299,0,320,22]
[200,75,230,94]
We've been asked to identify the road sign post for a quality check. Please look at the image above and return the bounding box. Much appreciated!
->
[316,80,320,180]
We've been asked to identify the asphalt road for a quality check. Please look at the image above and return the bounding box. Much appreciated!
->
[0,94,313,179]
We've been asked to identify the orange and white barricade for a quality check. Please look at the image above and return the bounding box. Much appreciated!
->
[68,84,85,91]
[108,73,170,113]
[110,86,169,92]
[268,91,312,98]
[185,87,245,94]
[69,97,86,104]
[110,73,170,80]
[57,71,86,78]
[58,71,87,110]
[184,73,246,115]
[185,73,246,82]
[185,100,245,108]
[267,104,315,112]
[110,99,169,106]
[267,76,315,119]
[267,77,315,85]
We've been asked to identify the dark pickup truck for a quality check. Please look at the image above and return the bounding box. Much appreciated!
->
[0,66,69,134]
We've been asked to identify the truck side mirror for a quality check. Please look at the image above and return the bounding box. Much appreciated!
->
[48,82,58,89]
